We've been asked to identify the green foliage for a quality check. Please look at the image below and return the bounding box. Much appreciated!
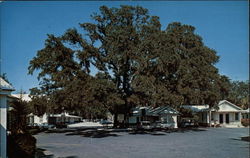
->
[80,5,162,114]
[28,89,49,116]
[132,22,224,107]
[7,133,36,158]
[227,80,249,109]
[9,99,30,134]
[28,5,232,121]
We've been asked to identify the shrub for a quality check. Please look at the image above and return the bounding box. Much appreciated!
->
[7,133,36,158]
[241,119,250,127]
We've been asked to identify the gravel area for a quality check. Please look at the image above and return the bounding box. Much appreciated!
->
[35,127,249,158]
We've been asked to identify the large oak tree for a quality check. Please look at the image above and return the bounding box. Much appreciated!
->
[29,5,229,127]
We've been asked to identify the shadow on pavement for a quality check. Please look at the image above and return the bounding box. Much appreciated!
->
[231,136,250,142]
[44,127,207,138]
[128,128,206,135]
[66,129,120,138]
[241,136,250,142]
[176,128,207,133]
[35,148,78,158]
[45,127,101,134]
[45,128,76,133]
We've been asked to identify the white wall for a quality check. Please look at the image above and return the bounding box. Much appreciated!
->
[28,113,48,125]
[218,102,241,112]
[0,95,7,158]
[173,115,178,128]
[160,114,178,128]
[212,112,241,126]
[212,113,219,123]
[211,101,243,127]
[34,113,48,124]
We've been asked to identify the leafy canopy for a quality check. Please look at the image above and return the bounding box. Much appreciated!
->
[29,5,230,118]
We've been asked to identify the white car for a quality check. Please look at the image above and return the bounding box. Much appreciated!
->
[140,121,153,130]
[160,123,174,129]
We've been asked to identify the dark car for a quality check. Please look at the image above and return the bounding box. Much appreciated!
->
[179,118,199,128]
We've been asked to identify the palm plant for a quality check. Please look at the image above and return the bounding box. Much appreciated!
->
[8,99,30,134]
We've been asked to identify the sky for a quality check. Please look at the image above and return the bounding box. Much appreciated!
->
[0,1,249,93]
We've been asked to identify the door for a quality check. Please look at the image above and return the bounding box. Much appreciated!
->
[136,117,139,124]
[226,114,229,124]
[219,114,223,123]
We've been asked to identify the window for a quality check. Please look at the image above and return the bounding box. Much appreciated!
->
[235,113,239,121]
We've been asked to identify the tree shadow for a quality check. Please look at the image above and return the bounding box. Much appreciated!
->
[129,130,149,135]
[241,136,250,142]
[231,136,250,142]
[66,129,120,138]
[128,129,166,136]
[45,127,207,138]
[45,128,76,134]
[46,127,104,134]
[175,128,207,133]
[128,128,206,135]
[150,132,166,136]
[35,148,78,158]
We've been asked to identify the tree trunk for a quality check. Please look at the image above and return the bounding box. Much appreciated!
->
[123,112,127,128]
[113,113,118,128]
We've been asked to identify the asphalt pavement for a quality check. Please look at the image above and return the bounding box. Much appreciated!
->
[34,127,249,158]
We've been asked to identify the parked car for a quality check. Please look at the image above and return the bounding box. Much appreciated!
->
[139,121,153,130]
[179,118,198,128]
[39,123,55,129]
[100,120,113,128]
[160,123,175,129]
[99,120,113,125]
[27,123,40,129]
[27,123,55,130]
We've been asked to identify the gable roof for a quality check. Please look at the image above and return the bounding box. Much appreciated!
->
[0,77,15,91]
[181,105,210,112]
[148,106,179,115]
[49,112,82,118]
[218,100,242,110]
[11,94,32,102]
[131,106,179,116]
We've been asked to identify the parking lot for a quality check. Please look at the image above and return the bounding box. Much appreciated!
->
[35,127,249,158]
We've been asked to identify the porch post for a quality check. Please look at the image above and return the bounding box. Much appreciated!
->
[223,113,226,125]
[209,110,211,127]
[0,95,7,158]
[239,112,242,126]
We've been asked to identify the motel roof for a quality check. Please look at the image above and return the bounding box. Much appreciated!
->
[181,105,210,112]
[0,77,15,91]
[131,106,179,116]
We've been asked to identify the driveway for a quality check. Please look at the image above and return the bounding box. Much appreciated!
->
[35,127,249,158]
